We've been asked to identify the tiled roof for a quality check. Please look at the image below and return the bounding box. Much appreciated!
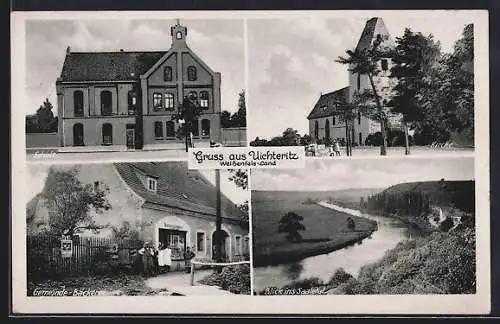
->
[307,87,349,119]
[355,17,393,51]
[59,51,167,82]
[114,162,245,223]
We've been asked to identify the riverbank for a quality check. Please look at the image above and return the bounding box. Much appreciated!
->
[253,200,378,267]
[253,228,376,267]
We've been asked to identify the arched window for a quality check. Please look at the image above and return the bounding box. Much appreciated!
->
[191,119,199,137]
[201,119,210,137]
[164,66,173,82]
[128,91,136,115]
[314,121,319,141]
[100,90,112,116]
[176,31,182,39]
[153,93,162,111]
[166,121,175,138]
[73,123,84,146]
[358,111,361,124]
[325,119,330,140]
[187,66,197,81]
[154,121,163,138]
[164,93,174,110]
[359,132,363,146]
[102,123,113,145]
[73,90,84,117]
[200,91,209,109]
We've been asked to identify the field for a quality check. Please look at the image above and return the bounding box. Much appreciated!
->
[252,189,380,266]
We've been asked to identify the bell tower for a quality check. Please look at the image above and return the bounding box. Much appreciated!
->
[170,19,188,50]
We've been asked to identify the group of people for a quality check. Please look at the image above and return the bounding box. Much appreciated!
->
[305,140,342,157]
[136,242,197,277]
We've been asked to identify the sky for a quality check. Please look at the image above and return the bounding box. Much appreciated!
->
[247,13,476,140]
[251,157,474,192]
[25,18,244,116]
[26,163,248,205]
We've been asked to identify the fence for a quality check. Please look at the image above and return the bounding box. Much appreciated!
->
[26,235,142,280]
[221,127,247,147]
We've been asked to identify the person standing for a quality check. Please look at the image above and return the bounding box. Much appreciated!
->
[164,244,172,273]
[184,246,196,273]
[139,242,154,277]
[334,140,341,156]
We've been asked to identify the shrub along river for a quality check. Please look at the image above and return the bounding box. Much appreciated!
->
[253,202,422,292]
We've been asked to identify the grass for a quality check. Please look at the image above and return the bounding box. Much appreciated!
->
[252,190,378,266]
[27,274,170,296]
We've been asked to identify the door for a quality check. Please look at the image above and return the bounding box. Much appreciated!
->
[126,128,135,149]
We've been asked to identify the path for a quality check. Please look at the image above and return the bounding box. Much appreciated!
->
[308,145,474,158]
[145,269,233,296]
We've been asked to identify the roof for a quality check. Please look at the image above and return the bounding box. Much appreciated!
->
[355,17,393,51]
[307,87,349,119]
[114,162,246,223]
[59,51,167,82]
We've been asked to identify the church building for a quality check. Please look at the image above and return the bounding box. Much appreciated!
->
[56,20,223,151]
[307,17,401,146]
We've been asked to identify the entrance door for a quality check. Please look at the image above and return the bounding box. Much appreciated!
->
[126,127,135,149]
[158,229,187,260]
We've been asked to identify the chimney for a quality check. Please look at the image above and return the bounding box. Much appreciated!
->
[66,46,71,55]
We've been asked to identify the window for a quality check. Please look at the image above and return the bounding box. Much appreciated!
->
[333,115,336,125]
[244,236,249,255]
[73,90,84,117]
[314,121,319,141]
[164,67,173,82]
[381,59,388,71]
[166,121,175,138]
[154,121,163,138]
[187,66,197,81]
[325,119,330,140]
[197,232,205,253]
[359,132,363,146]
[201,119,210,137]
[235,236,242,255]
[191,119,199,137]
[357,73,361,90]
[200,91,209,109]
[102,123,113,145]
[127,91,136,115]
[148,178,157,192]
[358,111,361,125]
[73,123,84,146]
[100,90,112,116]
[176,31,182,39]
[164,93,174,110]
[153,93,162,111]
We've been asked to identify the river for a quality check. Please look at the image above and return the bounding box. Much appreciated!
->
[253,202,422,292]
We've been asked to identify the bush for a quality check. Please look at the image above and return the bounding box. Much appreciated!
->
[328,268,353,287]
[199,264,251,294]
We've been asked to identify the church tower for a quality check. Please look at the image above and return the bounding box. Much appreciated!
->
[170,19,189,50]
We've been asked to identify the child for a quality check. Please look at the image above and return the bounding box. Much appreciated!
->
[333,140,341,156]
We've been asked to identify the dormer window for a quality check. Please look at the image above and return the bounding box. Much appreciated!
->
[148,178,157,192]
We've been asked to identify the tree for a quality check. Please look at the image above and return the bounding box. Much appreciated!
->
[336,34,391,155]
[282,128,300,146]
[334,98,358,156]
[111,221,141,241]
[389,29,442,154]
[220,110,232,128]
[228,169,248,190]
[40,167,112,236]
[238,201,249,223]
[172,94,203,152]
[278,212,306,242]
[36,98,56,132]
[300,134,313,146]
[230,90,246,127]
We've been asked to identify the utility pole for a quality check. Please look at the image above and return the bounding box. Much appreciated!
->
[214,169,223,271]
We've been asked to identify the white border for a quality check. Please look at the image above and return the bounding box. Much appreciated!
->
[12,9,490,315]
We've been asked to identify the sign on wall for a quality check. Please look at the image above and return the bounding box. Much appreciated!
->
[60,239,73,258]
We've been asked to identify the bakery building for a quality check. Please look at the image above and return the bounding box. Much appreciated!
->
[27,162,250,263]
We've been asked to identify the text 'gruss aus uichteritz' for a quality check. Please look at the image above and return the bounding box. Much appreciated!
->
[187,147,306,169]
